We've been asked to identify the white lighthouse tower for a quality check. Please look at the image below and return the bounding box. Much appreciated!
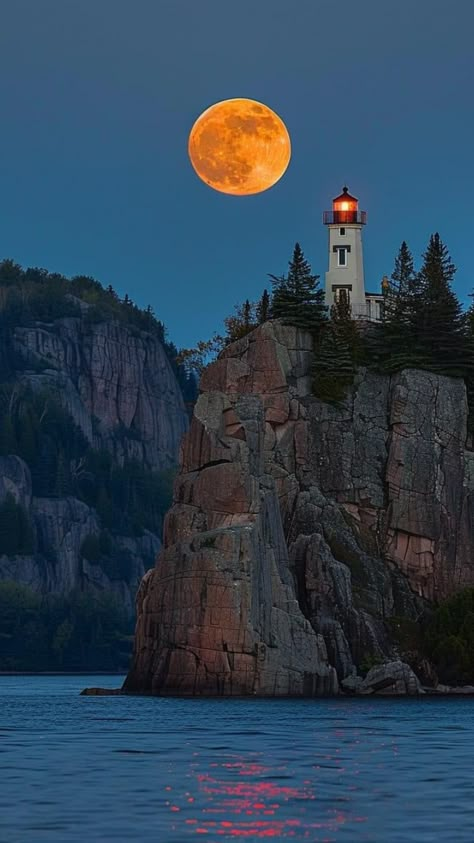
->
[323,186,384,321]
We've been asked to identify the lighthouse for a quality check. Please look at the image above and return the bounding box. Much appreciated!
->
[323,186,384,321]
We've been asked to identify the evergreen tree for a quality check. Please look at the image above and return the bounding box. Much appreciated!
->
[106,284,119,301]
[385,241,416,322]
[270,243,327,332]
[311,292,357,403]
[144,304,156,327]
[23,267,49,284]
[330,290,363,362]
[416,233,467,376]
[312,323,354,404]
[0,259,23,285]
[378,241,427,371]
[224,300,257,343]
[256,289,271,324]
[242,299,252,329]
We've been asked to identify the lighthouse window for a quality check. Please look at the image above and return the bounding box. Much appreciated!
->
[338,248,347,267]
[339,227,346,236]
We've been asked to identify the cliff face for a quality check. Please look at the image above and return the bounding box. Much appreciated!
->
[12,316,187,470]
[0,313,188,613]
[125,321,474,695]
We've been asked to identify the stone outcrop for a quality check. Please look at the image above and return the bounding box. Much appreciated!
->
[126,321,474,696]
[12,317,187,471]
[359,660,424,696]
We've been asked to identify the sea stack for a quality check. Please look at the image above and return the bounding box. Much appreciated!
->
[124,321,474,696]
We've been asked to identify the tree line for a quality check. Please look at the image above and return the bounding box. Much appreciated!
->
[0,580,132,671]
[390,587,474,686]
[180,235,474,416]
[0,259,198,406]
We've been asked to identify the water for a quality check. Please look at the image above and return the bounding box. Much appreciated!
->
[1,676,474,842]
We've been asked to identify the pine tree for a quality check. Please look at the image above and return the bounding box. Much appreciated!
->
[270,243,327,332]
[311,292,357,403]
[312,323,354,404]
[335,293,366,363]
[416,233,466,376]
[334,294,354,342]
[256,289,271,324]
[379,241,427,371]
[386,241,416,322]
[242,299,252,330]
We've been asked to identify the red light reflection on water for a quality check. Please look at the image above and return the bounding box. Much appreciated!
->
[163,756,367,839]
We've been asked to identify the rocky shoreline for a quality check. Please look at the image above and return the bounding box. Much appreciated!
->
[81,659,474,698]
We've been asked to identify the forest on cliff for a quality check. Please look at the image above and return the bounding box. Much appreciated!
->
[0,259,196,670]
[182,234,474,424]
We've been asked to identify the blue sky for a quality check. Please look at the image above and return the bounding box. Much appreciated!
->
[0,0,473,347]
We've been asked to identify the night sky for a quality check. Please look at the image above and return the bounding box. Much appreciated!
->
[1,0,473,348]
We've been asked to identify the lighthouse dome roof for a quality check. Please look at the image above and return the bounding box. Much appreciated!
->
[333,186,358,203]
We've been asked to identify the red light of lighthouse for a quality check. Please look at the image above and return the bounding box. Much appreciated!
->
[333,187,359,223]
[323,186,367,225]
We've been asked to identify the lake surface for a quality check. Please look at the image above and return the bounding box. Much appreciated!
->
[1,676,473,842]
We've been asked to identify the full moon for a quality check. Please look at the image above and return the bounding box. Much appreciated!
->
[188,98,291,196]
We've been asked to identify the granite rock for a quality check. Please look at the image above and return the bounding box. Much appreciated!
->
[360,660,425,696]
[13,318,187,470]
[125,321,474,695]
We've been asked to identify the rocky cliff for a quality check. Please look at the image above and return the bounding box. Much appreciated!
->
[11,315,187,471]
[0,311,188,613]
[125,321,474,695]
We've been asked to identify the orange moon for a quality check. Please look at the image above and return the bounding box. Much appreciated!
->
[188,98,291,195]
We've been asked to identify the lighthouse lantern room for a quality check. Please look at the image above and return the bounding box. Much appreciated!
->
[323,186,383,321]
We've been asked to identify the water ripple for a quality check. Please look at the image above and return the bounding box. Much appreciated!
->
[1,676,474,842]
